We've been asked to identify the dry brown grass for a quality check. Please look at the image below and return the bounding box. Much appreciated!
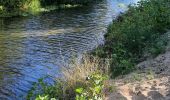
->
[58,55,110,98]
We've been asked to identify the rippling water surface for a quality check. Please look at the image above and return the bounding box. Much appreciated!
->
[0,0,138,99]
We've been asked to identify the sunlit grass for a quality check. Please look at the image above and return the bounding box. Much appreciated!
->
[27,55,111,99]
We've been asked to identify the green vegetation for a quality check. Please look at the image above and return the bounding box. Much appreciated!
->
[27,0,170,99]
[75,73,107,100]
[27,56,111,100]
[0,0,96,17]
[93,0,170,77]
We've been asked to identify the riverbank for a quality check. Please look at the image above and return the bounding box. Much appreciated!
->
[0,4,82,17]
[0,0,95,17]
[93,0,170,77]
[107,31,170,100]
[27,0,170,99]
[1,5,83,17]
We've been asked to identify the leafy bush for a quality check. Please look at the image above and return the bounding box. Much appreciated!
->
[35,95,56,100]
[0,0,23,11]
[94,0,170,77]
[41,0,95,6]
[0,0,40,14]
[27,78,64,100]
[0,0,95,12]
[0,0,97,16]
[27,55,110,100]
[75,73,107,100]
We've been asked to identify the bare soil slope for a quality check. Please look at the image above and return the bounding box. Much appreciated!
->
[107,31,170,100]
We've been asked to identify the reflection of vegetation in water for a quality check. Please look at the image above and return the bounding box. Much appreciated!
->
[93,0,170,77]
[0,18,25,85]
[0,18,25,71]
[0,32,25,89]
[0,34,24,64]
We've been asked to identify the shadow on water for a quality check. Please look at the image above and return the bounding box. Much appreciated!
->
[0,0,139,99]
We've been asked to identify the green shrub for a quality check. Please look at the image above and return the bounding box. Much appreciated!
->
[27,0,41,13]
[27,56,110,100]
[94,0,170,77]
[0,0,95,12]
[28,73,108,100]
[35,95,56,100]
[27,78,64,100]
[0,0,23,11]
[75,73,107,100]
[0,0,97,16]
[0,5,3,11]
[41,0,95,5]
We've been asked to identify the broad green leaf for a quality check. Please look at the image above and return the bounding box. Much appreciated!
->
[75,88,84,94]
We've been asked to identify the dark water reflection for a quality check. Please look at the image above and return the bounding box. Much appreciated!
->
[0,0,138,99]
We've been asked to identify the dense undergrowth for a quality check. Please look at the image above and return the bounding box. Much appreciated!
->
[0,0,96,17]
[27,0,170,99]
[27,56,111,100]
[94,0,170,77]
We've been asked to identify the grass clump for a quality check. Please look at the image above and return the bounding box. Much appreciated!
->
[93,0,170,78]
[27,55,111,100]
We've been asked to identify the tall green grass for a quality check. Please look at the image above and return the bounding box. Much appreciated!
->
[94,0,170,77]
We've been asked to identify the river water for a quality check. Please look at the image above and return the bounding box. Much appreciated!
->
[0,0,138,99]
